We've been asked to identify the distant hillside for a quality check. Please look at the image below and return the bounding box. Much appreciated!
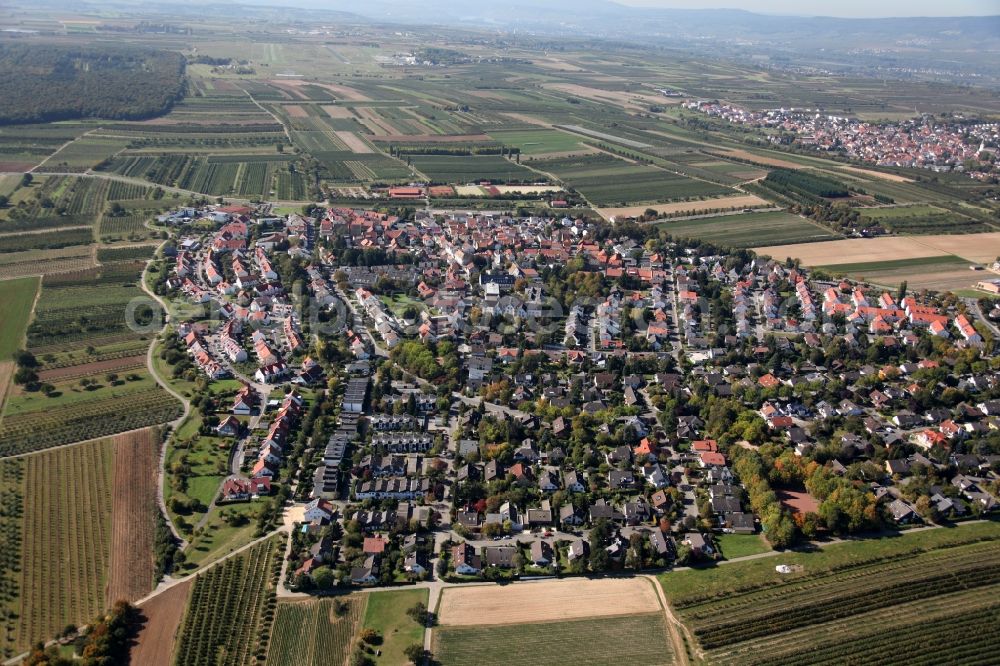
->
[0,43,185,125]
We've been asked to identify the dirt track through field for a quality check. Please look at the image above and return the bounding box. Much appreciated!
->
[131,579,191,666]
[106,428,159,605]
[437,578,661,626]
[0,362,13,420]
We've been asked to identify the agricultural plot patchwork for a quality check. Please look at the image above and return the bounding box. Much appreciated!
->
[0,371,181,456]
[409,154,536,184]
[533,152,732,206]
[663,522,1000,666]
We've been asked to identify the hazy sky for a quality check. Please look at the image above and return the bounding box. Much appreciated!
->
[616,0,1000,18]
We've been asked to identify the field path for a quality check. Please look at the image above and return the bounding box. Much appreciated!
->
[647,575,693,666]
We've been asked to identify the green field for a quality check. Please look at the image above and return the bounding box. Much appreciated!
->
[715,533,771,559]
[267,597,366,666]
[662,522,1000,665]
[488,129,584,155]
[817,254,970,275]
[362,589,428,665]
[434,614,674,665]
[657,210,838,247]
[0,277,38,360]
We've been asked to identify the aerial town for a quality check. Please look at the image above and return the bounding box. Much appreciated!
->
[685,100,1000,180]
[151,199,1000,596]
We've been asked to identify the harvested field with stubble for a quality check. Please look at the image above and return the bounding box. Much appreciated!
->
[106,428,160,605]
[284,104,308,118]
[437,578,662,626]
[131,580,192,666]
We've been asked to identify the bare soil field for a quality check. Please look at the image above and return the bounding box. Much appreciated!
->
[38,354,145,383]
[0,161,40,172]
[322,104,354,119]
[132,580,192,666]
[711,150,804,169]
[776,487,820,515]
[106,428,160,605]
[284,105,308,118]
[756,233,1000,266]
[837,165,913,183]
[334,131,374,153]
[599,194,770,220]
[437,578,661,627]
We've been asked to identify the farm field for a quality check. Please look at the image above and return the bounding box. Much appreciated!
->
[0,276,38,360]
[17,438,114,652]
[172,536,281,666]
[815,255,975,290]
[488,128,584,155]
[266,597,366,666]
[106,428,161,605]
[534,153,733,206]
[857,203,989,234]
[756,232,1000,289]
[0,369,182,457]
[434,613,674,666]
[131,579,192,666]
[409,154,536,184]
[658,210,838,247]
[361,588,428,665]
[598,194,771,220]
[0,459,24,660]
[661,522,1000,665]
[436,577,661,626]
